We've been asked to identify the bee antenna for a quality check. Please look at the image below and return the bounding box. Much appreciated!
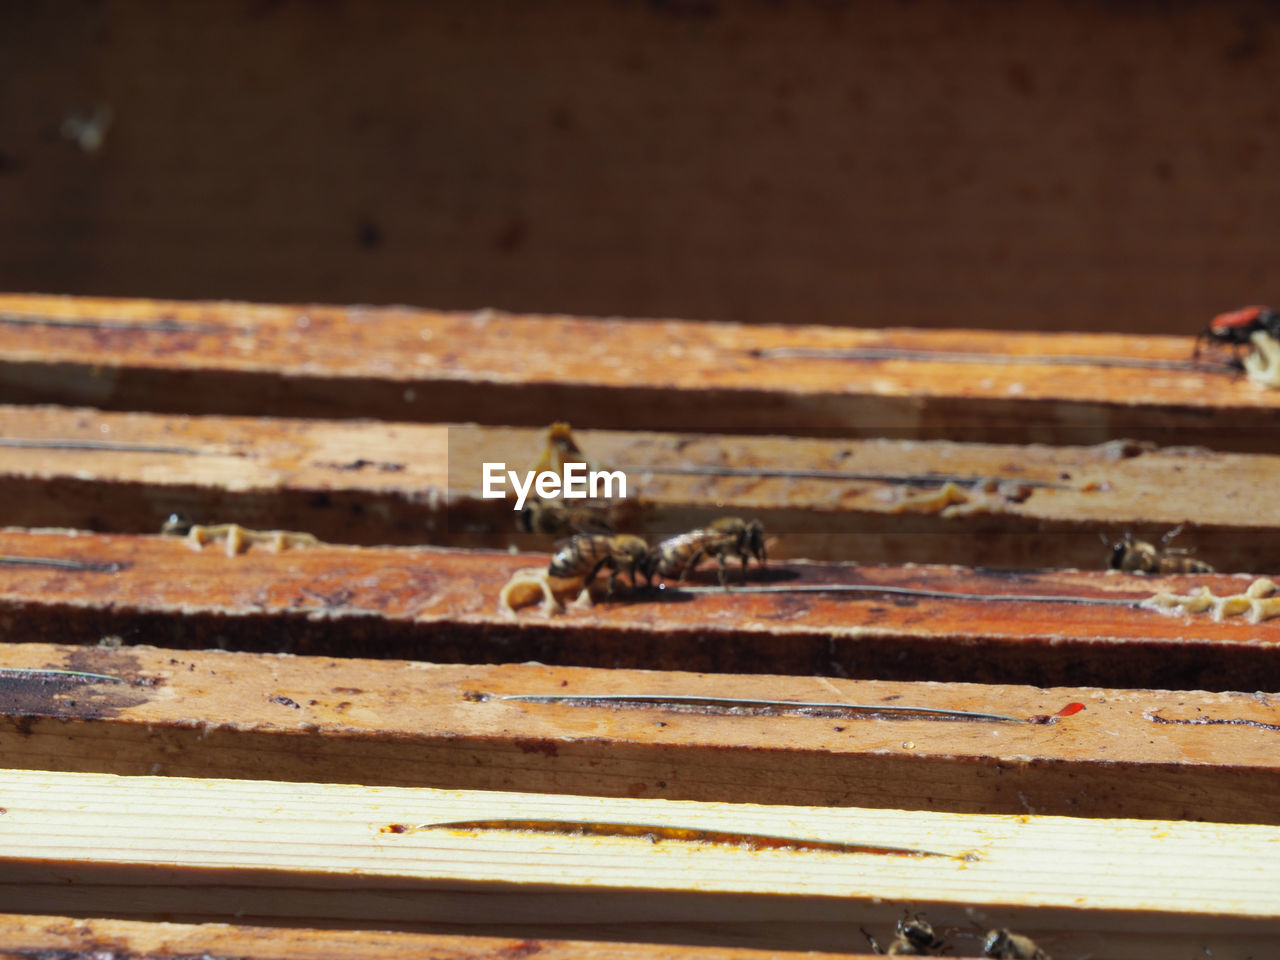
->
[859,928,883,955]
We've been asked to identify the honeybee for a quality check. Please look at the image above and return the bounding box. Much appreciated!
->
[1106,525,1214,574]
[548,533,650,596]
[519,498,614,537]
[161,512,193,535]
[862,914,946,955]
[983,928,1050,959]
[530,421,599,477]
[646,517,766,587]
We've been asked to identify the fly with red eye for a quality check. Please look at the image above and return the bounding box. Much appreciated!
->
[1194,305,1280,364]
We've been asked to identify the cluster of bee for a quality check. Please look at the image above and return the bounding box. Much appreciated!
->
[547,515,767,595]
[863,916,1051,959]
[499,514,766,616]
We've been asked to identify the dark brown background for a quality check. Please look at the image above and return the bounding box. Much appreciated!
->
[3,1,1278,331]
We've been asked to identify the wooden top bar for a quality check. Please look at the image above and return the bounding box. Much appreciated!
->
[4,641,1279,825]
[1,528,1278,690]
[0,914,882,960]
[3,768,1276,957]
[2,404,1278,571]
[1,294,1277,449]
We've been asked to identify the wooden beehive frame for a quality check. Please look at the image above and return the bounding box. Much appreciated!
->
[0,294,1277,959]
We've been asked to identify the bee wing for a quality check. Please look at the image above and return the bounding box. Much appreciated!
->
[569,516,615,536]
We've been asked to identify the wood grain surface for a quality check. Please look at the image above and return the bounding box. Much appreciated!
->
[1,404,1278,572]
[0,295,1276,448]
[0,914,883,960]
[2,642,1278,824]
[0,528,1276,690]
[0,768,1276,958]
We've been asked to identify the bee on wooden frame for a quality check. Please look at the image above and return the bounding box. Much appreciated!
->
[160,512,194,535]
[530,421,600,477]
[983,927,1051,959]
[518,498,615,537]
[1105,525,1214,574]
[645,517,766,588]
[548,533,651,597]
[862,913,946,955]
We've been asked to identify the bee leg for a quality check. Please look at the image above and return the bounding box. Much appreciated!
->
[677,548,707,584]
[588,558,611,597]
[717,553,730,590]
[859,928,885,956]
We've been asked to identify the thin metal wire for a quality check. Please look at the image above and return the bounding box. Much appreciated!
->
[0,437,211,455]
[0,555,121,573]
[670,582,1141,606]
[753,345,1218,372]
[0,667,124,684]
[614,463,1073,488]
[0,311,245,336]
[499,693,1025,723]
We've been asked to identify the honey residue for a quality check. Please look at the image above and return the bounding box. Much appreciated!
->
[1142,577,1280,623]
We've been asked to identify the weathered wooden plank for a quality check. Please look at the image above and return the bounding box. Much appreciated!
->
[0,914,879,960]
[0,528,1276,690]
[0,295,1276,449]
[3,642,1278,825]
[2,404,1278,571]
[0,403,451,546]
[1,769,1276,958]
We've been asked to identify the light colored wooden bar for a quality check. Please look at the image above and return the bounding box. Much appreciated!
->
[0,528,1277,691]
[0,769,1275,958]
[0,294,1277,450]
[2,404,1279,571]
[3,642,1279,825]
[0,914,880,960]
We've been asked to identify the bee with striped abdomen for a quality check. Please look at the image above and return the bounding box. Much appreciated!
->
[983,927,1050,959]
[548,533,651,596]
[1106,526,1214,575]
[646,517,766,588]
[862,913,946,955]
[518,498,614,537]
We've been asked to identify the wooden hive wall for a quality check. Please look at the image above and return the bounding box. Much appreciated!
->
[3,2,1280,332]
